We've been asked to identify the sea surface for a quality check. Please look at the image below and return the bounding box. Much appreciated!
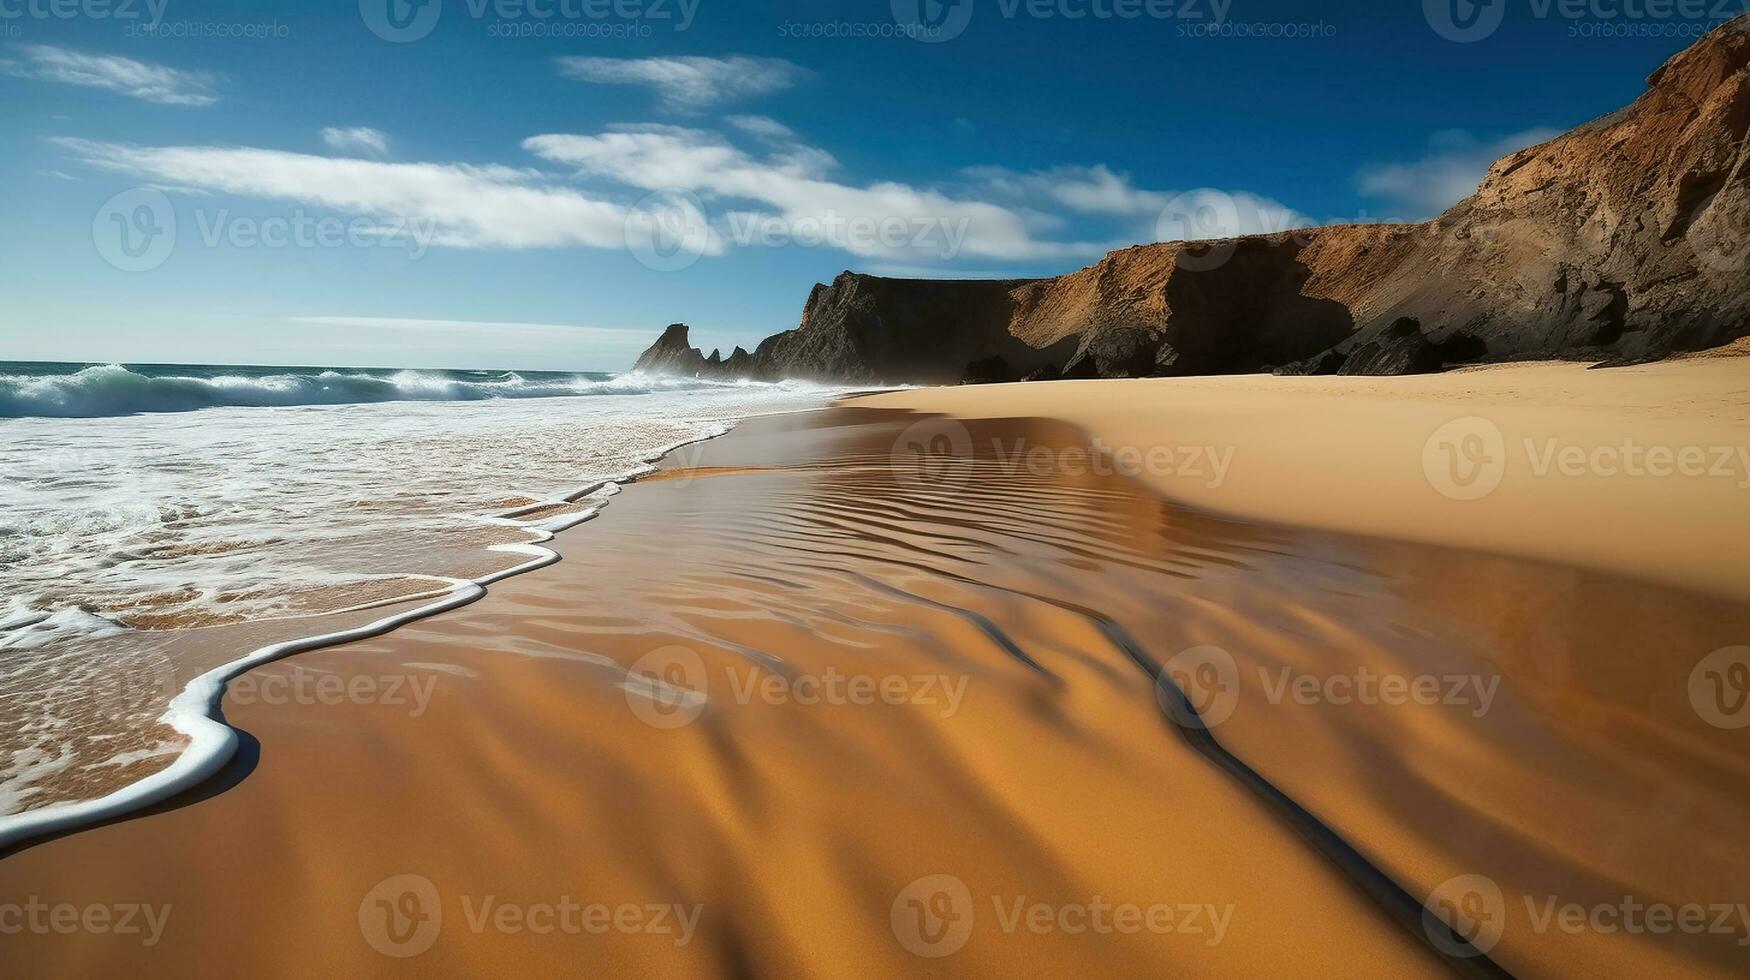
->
[0,360,859,825]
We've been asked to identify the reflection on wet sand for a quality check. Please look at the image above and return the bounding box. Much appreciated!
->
[3,408,1746,977]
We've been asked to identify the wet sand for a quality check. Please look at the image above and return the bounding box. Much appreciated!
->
[3,406,1748,977]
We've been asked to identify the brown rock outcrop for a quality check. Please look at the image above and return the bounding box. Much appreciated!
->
[634,18,1750,382]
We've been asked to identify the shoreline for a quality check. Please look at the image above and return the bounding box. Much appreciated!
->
[0,422,757,850]
[4,402,1746,976]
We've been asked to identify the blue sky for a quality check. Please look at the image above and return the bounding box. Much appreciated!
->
[0,0,1730,370]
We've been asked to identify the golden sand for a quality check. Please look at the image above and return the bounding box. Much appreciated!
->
[5,396,1748,976]
[859,357,1750,602]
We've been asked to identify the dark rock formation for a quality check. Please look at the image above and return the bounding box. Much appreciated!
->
[631,18,1750,383]
[748,273,1066,385]
[629,327,759,382]
[631,323,709,376]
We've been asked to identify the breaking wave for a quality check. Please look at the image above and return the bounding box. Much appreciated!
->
[0,364,770,419]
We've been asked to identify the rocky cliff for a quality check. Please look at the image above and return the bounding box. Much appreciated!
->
[631,324,753,380]
[634,18,1750,383]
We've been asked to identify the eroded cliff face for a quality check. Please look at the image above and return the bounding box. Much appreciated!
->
[751,274,1061,385]
[629,324,753,380]
[634,18,1750,383]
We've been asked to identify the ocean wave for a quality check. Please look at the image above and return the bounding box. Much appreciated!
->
[0,365,800,419]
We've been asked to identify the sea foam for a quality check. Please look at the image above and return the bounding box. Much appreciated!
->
[0,364,775,419]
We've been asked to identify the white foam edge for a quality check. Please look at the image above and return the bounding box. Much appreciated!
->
[0,423,741,851]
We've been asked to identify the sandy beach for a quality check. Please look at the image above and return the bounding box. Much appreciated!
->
[860,356,1750,602]
[5,360,1749,977]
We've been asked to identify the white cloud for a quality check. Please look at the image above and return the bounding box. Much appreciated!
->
[50,120,1310,267]
[968,164,1173,215]
[1,45,218,106]
[321,127,390,157]
[525,126,1104,262]
[725,115,797,142]
[1357,128,1561,216]
[52,137,675,252]
[555,56,805,113]
[967,164,1313,239]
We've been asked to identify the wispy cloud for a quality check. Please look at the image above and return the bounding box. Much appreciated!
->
[52,137,671,251]
[525,125,1103,262]
[2,45,218,106]
[969,164,1175,215]
[725,115,798,142]
[555,56,805,113]
[1357,128,1561,216]
[967,164,1313,239]
[51,118,1302,268]
[321,127,390,158]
